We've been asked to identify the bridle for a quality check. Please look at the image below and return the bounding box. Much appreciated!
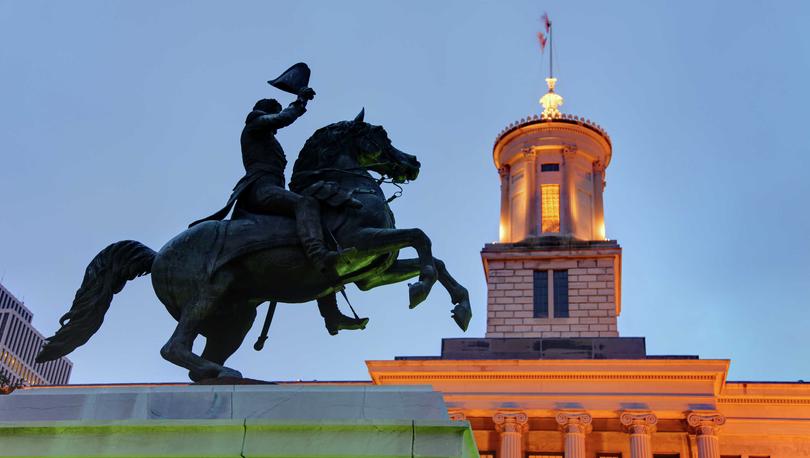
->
[293,158,412,204]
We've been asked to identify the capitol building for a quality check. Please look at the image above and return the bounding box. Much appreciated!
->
[366,78,810,458]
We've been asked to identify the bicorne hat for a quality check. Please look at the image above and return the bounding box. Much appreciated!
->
[268,62,311,95]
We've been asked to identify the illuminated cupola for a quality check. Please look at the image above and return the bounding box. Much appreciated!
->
[482,66,622,339]
[495,77,611,243]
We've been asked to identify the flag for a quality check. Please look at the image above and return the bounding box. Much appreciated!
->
[537,32,547,52]
[542,12,551,32]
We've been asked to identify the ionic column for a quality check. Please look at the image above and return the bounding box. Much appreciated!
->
[592,160,606,240]
[556,411,592,458]
[620,412,658,458]
[560,145,576,237]
[686,412,726,458]
[494,411,528,458]
[524,148,538,236]
[498,165,511,242]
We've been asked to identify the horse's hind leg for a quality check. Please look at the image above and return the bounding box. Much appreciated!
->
[160,298,243,380]
[187,305,257,382]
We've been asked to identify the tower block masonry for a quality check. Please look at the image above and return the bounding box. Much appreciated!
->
[484,78,621,338]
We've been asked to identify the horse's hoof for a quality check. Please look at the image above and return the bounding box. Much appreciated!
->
[451,302,472,331]
[217,367,243,379]
[409,281,431,309]
[188,370,206,383]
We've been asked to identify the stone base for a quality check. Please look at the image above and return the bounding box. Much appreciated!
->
[0,384,478,458]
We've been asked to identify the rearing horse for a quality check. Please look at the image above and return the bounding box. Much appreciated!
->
[37,110,472,380]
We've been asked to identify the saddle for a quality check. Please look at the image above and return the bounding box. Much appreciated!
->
[206,180,359,275]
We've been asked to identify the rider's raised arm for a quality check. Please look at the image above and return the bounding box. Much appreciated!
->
[252,99,307,130]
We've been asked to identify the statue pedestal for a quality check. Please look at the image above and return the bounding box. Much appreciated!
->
[0,383,478,458]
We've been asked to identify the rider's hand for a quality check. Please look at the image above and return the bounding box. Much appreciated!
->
[298,87,316,101]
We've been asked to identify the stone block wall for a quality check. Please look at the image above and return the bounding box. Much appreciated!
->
[485,257,618,338]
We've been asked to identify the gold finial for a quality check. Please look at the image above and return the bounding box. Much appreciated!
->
[540,77,563,118]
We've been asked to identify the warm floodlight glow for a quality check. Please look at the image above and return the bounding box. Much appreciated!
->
[540,77,563,118]
[541,184,560,232]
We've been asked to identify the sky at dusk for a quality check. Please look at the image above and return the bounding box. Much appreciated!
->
[1,1,809,383]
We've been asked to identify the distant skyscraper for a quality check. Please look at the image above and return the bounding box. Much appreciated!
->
[0,282,71,385]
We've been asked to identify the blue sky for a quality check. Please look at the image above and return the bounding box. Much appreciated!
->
[1,1,808,383]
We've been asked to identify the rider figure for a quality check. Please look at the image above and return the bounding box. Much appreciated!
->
[190,87,366,335]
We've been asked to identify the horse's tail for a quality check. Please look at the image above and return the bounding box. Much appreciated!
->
[36,240,156,363]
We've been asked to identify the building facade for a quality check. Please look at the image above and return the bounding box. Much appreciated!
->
[367,79,810,458]
[0,283,72,385]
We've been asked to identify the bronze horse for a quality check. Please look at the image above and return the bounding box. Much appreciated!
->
[37,110,472,380]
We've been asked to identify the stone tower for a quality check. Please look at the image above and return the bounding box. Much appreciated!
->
[483,78,622,338]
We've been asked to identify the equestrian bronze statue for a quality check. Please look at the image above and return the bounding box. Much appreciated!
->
[36,65,472,381]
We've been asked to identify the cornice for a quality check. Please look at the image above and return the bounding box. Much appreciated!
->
[495,115,611,148]
[718,396,810,406]
[372,372,719,383]
[367,359,731,394]
[493,120,612,169]
[480,246,622,259]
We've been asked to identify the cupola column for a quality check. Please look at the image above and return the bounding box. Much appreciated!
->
[494,411,528,458]
[593,161,606,240]
[687,412,726,458]
[524,149,539,236]
[498,165,511,242]
[620,412,658,458]
[560,146,576,237]
[556,411,592,458]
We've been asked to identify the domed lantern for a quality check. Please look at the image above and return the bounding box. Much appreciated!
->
[494,77,612,243]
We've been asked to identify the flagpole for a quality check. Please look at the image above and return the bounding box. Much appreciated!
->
[549,19,553,79]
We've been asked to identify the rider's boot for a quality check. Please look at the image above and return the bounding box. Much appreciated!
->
[296,196,341,282]
[317,294,369,336]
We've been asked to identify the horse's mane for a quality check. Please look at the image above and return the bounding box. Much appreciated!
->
[291,120,367,191]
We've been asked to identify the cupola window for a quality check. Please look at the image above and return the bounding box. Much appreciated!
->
[541,184,560,232]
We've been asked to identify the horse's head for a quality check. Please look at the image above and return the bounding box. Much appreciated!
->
[292,109,420,189]
[348,108,420,183]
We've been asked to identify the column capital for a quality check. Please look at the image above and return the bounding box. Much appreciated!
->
[620,411,658,435]
[494,411,529,433]
[449,410,466,421]
[562,144,578,157]
[593,160,606,173]
[686,411,726,436]
[498,164,511,177]
[523,147,538,160]
[556,411,592,434]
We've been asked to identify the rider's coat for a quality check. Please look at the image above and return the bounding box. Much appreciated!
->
[189,100,306,227]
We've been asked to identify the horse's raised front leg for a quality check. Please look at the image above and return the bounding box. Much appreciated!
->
[355,257,472,331]
[343,228,437,308]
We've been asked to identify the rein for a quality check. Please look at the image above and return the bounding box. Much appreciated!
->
[293,165,409,203]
